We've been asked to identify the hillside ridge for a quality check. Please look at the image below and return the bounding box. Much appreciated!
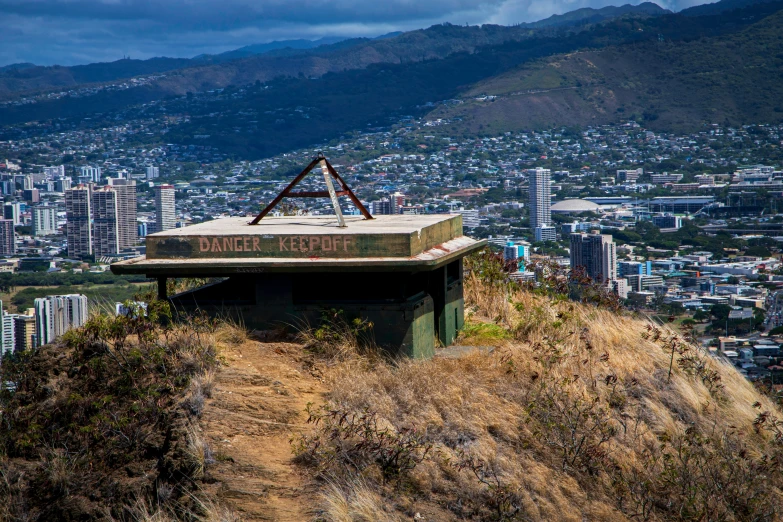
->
[429,6,783,134]
[1,258,783,520]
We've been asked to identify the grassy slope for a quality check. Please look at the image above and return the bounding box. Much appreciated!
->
[1,267,782,520]
[431,9,783,133]
[286,271,783,520]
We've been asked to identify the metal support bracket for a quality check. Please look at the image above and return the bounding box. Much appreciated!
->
[319,159,346,227]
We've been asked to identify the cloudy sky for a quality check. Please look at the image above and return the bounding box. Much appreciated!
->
[0,0,715,67]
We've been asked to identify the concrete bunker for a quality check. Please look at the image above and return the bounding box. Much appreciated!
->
[111,214,485,358]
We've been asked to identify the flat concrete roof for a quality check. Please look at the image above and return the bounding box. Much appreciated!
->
[143,214,464,260]
[151,214,454,238]
[112,214,486,275]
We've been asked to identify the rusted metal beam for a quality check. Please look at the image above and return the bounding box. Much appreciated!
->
[249,154,372,225]
[287,190,349,197]
[249,157,320,225]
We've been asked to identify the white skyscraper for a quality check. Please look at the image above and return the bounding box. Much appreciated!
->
[2,311,15,356]
[146,166,160,179]
[155,184,176,232]
[528,168,551,229]
[32,206,58,236]
[0,301,13,356]
[34,294,89,347]
[80,166,102,182]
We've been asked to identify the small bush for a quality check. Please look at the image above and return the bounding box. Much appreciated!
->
[458,321,511,345]
[298,309,375,360]
[294,403,432,482]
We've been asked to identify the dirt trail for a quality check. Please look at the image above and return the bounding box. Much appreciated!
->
[201,339,326,521]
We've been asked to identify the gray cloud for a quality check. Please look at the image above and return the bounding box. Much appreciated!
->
[0,0,716,66]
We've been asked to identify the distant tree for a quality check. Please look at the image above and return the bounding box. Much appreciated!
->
[710,304,732,322]
[745,245,772,257]
[768,325,783,336]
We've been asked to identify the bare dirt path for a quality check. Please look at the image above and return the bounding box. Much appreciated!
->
[201,339,326,521]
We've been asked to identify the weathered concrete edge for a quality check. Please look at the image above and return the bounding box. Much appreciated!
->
[111,238,488,276]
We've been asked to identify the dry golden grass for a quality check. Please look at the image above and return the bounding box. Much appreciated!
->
[321,479,403,522]
[117,495,241,522]
[301,276,783,521]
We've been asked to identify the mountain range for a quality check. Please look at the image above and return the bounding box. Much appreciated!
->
[2,0,783,159]
[0,2,678,100]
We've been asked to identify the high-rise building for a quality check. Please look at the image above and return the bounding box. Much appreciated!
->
[107,178,137,250]
[652,214,682,230]
[54,178,72,192]
[92,186,119,257]
[43,165,65,179]
[80,166,102,182]
[14,174,33,191]
[453,209,480,229]
[155,184,176,232]
[618,261,652,278]
[146,166,160,179]
[528,168,551,229]
[371,199,393,215]
[34,294,89,347]
[65,186,92,258]
[616,169,643,183]
[612,279,629,300]
[503,241,531,272]
[1,311,14,356]
[391,192,405,214]
[0,301,11,357]
[3,202,21,225]
[13,313,35,353]
[569,232,617,284]
[32,206,58,236]
[534,225,557,242]
[0,220,15,256]
[23,188,40,203]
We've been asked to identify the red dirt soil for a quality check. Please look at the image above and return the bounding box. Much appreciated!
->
[200,339,327,521]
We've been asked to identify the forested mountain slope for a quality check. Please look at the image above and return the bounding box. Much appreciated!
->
[430,7,783,134]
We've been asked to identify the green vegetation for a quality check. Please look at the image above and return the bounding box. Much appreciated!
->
[0,271,147,293]
[0,298,221,520]
[9,282,149,314]
[769,325,783,336]
[458,321,512,344]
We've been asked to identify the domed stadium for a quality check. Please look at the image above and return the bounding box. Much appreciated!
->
[550,199,601,214]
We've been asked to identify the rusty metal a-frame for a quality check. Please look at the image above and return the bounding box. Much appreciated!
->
[249,153,373,227]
